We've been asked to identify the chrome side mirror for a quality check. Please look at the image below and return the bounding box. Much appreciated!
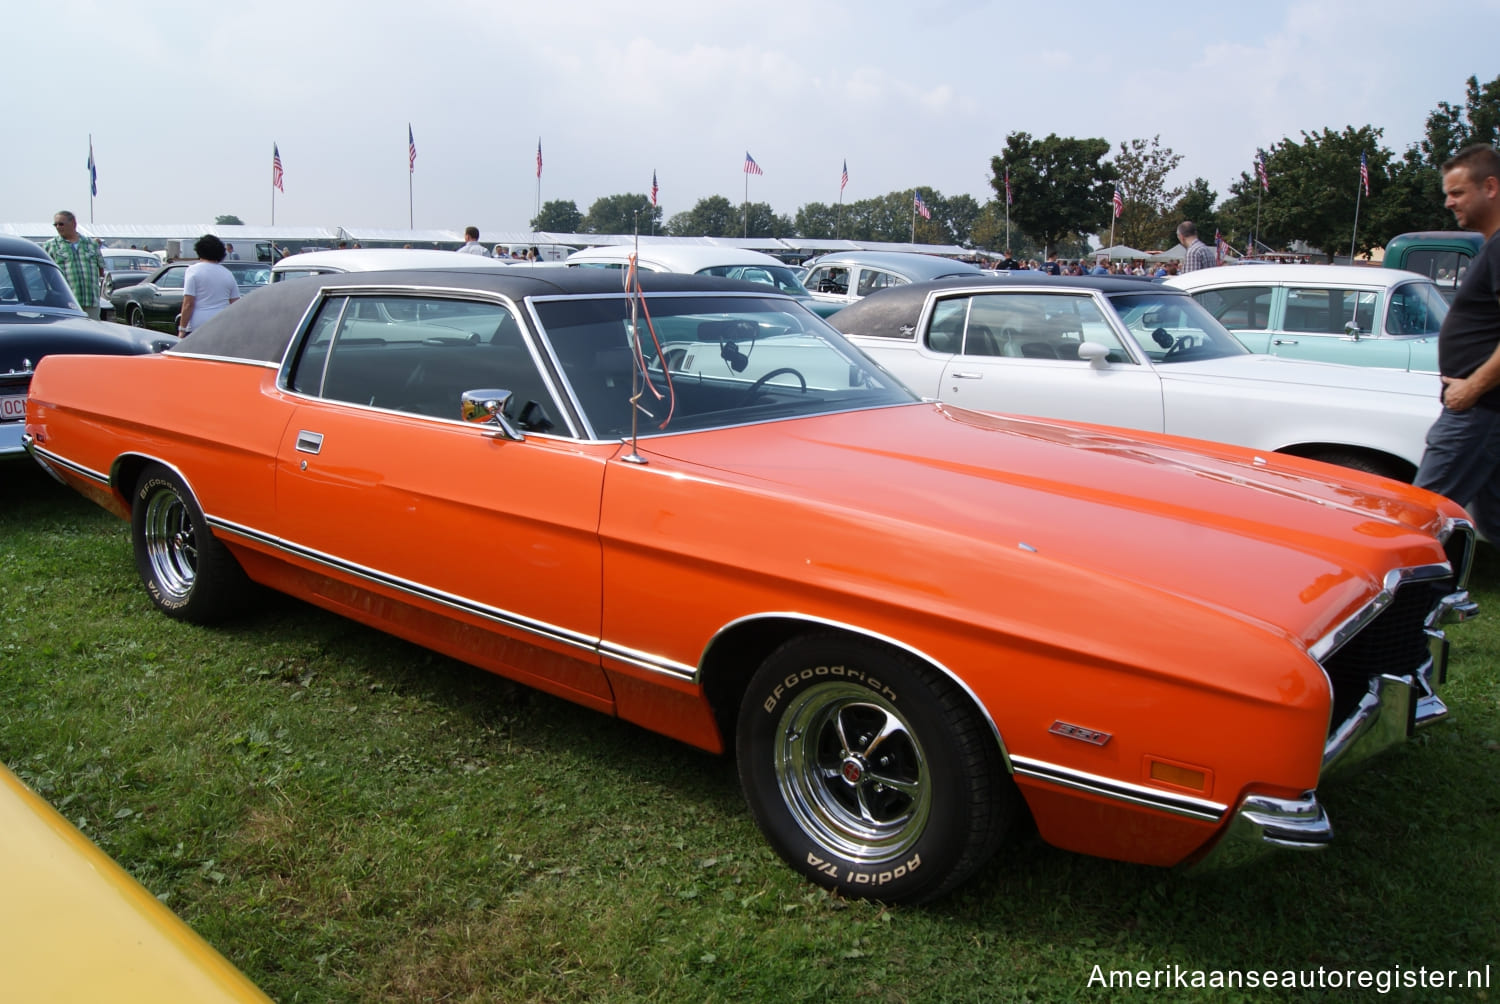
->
[1344,320,1363,340]
[461,388,523,441]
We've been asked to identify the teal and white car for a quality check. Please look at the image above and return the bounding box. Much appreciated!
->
[1167,264,1446,373]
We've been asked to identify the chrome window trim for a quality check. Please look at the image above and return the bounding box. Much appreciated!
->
[160,352,280,370]
[274,285,584,439]
[1009,755,1227,822]
[522,289,918,442]
[915,286,1150,366]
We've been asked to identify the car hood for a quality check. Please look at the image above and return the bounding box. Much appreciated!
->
[1155,353,1441,397]
[634,402,1458,658]
[1,314,156,371]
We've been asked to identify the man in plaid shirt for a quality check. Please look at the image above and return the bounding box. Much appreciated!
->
[43,210,106,319]
[1175,221,1218,273]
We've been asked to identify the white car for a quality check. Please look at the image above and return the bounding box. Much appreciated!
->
[270,248,523,282]
[830,275,1441,481]
[801,251,983,309]
[564,244,841,316]
[1166,264,1447,373]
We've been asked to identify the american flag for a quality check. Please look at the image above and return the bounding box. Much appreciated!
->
[1359,151,1369,196]
[1112,188,1123,218]
[651,170,658,207]
[272,144,284,193]
[914,191,931,220]
[743,152,763,176]
[408,125,416,174]
[87,137,97,197]
[536,139,543,179]
[840,159,848,192]
[1256,152,1269,192]
[1004,168,1012,206]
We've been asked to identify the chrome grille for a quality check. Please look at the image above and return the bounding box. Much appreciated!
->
[1321,572,1451,734]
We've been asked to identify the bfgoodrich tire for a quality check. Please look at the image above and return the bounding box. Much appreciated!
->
[131,464,247,623]
[736,633,1015,903]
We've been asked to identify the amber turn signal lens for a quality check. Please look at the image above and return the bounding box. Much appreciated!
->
[1149,759,1208,793]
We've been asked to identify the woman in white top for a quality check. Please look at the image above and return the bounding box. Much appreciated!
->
[178,234,240,336]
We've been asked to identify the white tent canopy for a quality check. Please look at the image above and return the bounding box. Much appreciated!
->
[1092,244,1150,260]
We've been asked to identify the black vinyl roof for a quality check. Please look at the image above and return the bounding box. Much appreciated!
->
[174,267,772,365]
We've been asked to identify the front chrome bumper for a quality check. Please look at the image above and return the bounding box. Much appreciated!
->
[1193,590,1474,875]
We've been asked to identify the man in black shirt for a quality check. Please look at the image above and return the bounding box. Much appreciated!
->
[1414,143,1500,538]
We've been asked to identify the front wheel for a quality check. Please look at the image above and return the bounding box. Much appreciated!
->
[736,633,1014,903]
[131,464,247,622]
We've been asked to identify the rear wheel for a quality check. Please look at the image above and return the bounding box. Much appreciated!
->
[736,633,1014,903]
[131,464,247,622]
[128,305,146,328]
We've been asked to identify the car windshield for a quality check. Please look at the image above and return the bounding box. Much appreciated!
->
[694,264,813,297]
[0,258,80,313]
[533,293,914,439]
[1108,291,1250,363]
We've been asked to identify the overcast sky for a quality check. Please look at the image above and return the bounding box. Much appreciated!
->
[9,1,1497,234]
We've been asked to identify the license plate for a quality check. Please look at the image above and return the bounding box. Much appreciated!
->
[0,394,25,422]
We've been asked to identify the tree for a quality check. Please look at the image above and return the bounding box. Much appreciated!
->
[740,201,794,238]
[215,215,243,226]
[531,200,582,233]
[990,133,1116,256]
[666,196,738,237]
[581,193,660,235]
[1221,126,1389,259]
[1171,179,1222,250]
[1110,136,1184,249]
[794,202,841,239]
[1387,73,1500,234]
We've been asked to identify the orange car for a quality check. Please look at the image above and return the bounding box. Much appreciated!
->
[23,267,1477,903]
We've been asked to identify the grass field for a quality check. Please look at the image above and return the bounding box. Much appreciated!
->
[2,460,1496,1003]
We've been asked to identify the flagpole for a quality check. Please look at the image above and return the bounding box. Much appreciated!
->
[910,193,916,244]
[1004,170,1010,252]
[743,169,749,238]
[1350,178,1363,264]
[88,134,94,224]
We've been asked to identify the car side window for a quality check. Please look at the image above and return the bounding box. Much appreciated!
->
[287,294,560,430]
[807,266,849,296]
[1284,287,1375,334]
[1386,282,1448,336]
[156,267,187,290]
[962,292,1129,362]
[857,269,906,297]
[1405,249,1471,295]
[1192,286,1272,329]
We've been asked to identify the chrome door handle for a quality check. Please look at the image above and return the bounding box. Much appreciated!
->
[951,371,984,379]
[1271,338,1299,346]
[295,430,325,454]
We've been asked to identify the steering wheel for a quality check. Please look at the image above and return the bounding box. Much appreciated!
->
[745,366,808,402]
[1163,333,1197,359]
